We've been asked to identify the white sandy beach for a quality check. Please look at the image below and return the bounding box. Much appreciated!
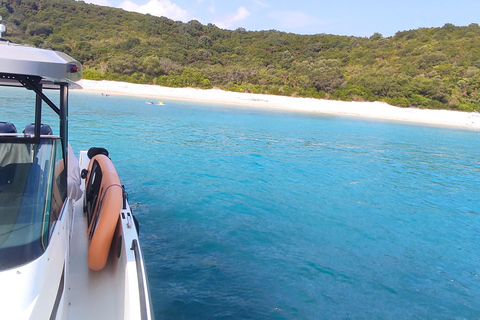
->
[76,79,480,131]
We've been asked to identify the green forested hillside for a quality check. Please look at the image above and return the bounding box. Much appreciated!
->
[2,0,480,111]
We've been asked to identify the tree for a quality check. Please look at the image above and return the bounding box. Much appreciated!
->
[108,55,140,75]
[26,22,53,37]
[142,56,161,76]
[199,35,212,47]
[296,59,344,93]
[159,57,181,75]
[370,32,383,40]
[4,0,480,110]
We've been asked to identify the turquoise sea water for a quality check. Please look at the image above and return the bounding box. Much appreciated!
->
[2,87,480,319]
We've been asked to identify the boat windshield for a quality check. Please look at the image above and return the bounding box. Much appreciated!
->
[0,139,66,270]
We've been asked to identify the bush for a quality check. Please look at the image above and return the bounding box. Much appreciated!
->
[383,97,412,108]
[26,22,53,37]
[83,69,103,80]
[333,85,377,101]
[408,94,446,109]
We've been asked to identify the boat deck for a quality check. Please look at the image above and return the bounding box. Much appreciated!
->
[59,151,151,319]
[64,198,125,319]
[63,153,126,319]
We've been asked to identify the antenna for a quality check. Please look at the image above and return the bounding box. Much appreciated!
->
[0,16,5,38]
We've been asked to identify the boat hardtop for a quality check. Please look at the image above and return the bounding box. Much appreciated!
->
[0,41,82,89]
[0,40,153,319]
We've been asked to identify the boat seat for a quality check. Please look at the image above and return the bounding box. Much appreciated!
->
[0,121,17,133]
[0,143,30,167]
[23,123,53,136]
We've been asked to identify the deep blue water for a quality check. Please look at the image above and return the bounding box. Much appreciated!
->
[2,87,480,319]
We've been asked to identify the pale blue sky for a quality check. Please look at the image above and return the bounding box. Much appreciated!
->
[85,0,480,37]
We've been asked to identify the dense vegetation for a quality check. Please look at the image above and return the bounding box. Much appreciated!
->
[2,0,480,111]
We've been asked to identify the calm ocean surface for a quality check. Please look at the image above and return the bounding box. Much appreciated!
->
[2,87,480,319]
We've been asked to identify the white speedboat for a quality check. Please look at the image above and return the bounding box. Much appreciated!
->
[0,41,153,319]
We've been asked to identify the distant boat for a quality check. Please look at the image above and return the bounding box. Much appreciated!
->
[145,101,154,105]
[156,101,164,105]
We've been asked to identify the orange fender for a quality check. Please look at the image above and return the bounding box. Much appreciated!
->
[85,154,123,271]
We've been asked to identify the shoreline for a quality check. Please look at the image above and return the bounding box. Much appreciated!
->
[75,79,480,131]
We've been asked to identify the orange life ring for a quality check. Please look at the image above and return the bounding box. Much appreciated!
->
[85,154,123,271]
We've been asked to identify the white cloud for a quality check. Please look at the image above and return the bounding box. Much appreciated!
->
[252,0,268,8]
[119,0,191,22]
[213,7,250,29]
[120,0,138,11]
[198,0,215,14]
[269,11,323,30]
